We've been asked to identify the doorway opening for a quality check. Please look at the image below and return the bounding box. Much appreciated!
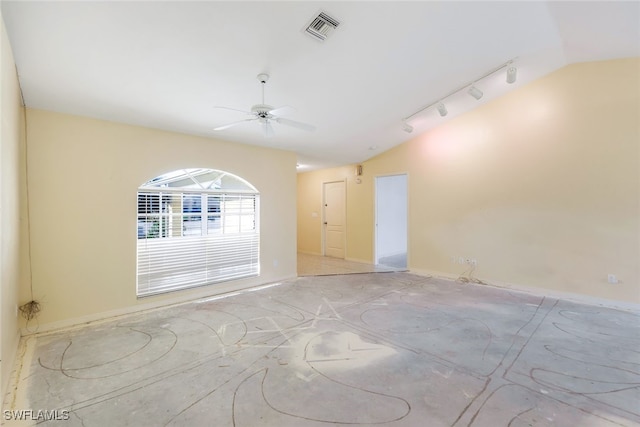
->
[375,174,407,268]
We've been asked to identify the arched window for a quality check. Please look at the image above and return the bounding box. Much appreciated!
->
[136,168,259,297]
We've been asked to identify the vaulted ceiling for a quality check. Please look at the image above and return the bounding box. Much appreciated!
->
[2,1,638,170]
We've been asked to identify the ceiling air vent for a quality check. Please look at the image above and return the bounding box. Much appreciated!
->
[305,12,340,41]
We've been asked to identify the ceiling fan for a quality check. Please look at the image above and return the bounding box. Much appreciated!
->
[213,73,316,137]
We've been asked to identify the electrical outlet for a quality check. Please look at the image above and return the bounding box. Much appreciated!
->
[607,274,618,284]
[470,259,477,267]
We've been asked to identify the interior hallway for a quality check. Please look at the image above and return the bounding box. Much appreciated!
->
[297,253,405,276]
[4,268,639,426]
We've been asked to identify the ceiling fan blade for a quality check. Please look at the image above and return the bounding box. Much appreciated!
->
[274,117,316,132]
[268,105,296,116]
[214,118,257,131]
[262,121,275,137]
[213,106,253,115]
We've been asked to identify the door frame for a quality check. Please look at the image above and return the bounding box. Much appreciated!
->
[374,173,408,266]
[321,179,347,258]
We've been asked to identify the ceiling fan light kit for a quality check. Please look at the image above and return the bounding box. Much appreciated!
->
[214,73,316,137]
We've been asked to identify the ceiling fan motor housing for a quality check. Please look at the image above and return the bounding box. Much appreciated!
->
[252,104,274,118]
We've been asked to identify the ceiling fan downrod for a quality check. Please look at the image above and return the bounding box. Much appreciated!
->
[257,73,269,105]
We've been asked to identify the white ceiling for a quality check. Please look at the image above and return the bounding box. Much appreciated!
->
[2,1,638,171]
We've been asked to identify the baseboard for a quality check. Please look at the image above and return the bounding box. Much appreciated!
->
[408,268,639,312]
[21,274,296,337]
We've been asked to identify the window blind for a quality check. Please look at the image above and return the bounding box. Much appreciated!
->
[136,190,259,297]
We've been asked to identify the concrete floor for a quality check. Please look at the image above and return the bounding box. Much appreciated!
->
[4,272,640,426]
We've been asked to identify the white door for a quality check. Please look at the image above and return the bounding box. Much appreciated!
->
[375,174,407,268]
[323,181,345,259]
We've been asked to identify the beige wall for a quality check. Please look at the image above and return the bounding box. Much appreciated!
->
[1,14,28,402]
[297,165,373,263]
[298,58,640,303]
[25,109,298,328]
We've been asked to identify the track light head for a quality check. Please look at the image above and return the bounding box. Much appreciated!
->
[402,122,413,133]
[506,66,517,84]
[468,86,483,100]
[436,102,448,117]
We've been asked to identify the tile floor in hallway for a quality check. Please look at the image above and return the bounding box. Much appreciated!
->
[297,253,405,276]
[4,272,640,426]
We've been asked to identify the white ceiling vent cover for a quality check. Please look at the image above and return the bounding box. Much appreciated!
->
[305,12,340,41]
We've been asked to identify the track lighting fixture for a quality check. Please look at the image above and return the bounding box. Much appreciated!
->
[436,102,448,117]
[468,86,483,100]
[506,66,517,84]
[401,58,517,132]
